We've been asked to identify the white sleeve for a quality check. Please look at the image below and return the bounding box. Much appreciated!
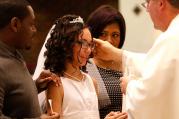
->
[122,50,146,112]
[122,50,146,78]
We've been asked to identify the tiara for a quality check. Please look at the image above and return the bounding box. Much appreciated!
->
[69,16,84,24]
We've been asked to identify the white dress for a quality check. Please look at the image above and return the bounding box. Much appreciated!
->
[61,73,100,119]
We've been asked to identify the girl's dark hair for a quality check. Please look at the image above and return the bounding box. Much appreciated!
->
[86,5,126,48]
[0,0,30,29]
[44,15,85,75]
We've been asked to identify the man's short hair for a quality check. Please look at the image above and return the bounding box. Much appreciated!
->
[0,0,30,29]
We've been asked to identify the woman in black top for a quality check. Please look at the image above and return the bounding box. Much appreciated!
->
[86,4,126,119]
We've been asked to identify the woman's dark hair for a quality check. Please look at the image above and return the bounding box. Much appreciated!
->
[86,5,126,48]
[44,15,85,75]
[0,0,30,29]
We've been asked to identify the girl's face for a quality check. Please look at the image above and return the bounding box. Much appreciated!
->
[99,22,120,48]
[73,28,94,67]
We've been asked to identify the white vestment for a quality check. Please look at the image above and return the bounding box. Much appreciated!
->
[123,14,179,119]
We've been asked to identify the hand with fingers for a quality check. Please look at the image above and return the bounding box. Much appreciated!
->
[93,38,123,62]
[40,112,60,119]
[105,111,128,119]
[35,70,61,93]
[120,77,128,95]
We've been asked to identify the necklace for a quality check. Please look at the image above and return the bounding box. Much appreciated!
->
[63,71,85,82]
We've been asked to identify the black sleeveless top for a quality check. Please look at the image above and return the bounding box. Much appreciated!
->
[97,66,123,119]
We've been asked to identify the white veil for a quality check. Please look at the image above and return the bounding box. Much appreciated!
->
[33,25,56,108]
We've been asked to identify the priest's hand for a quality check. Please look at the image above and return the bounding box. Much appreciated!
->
[120,77,128,95]
[93,38,123,63]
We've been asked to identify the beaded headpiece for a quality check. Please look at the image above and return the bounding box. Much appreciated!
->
[69,16,84,24]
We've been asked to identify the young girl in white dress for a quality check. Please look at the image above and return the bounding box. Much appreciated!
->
[44,15,99,119]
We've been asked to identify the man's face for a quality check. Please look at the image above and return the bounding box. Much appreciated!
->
[16,6,36,49]
[146,0,164,30]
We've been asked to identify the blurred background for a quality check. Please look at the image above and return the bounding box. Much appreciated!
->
[24,0,160,74]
